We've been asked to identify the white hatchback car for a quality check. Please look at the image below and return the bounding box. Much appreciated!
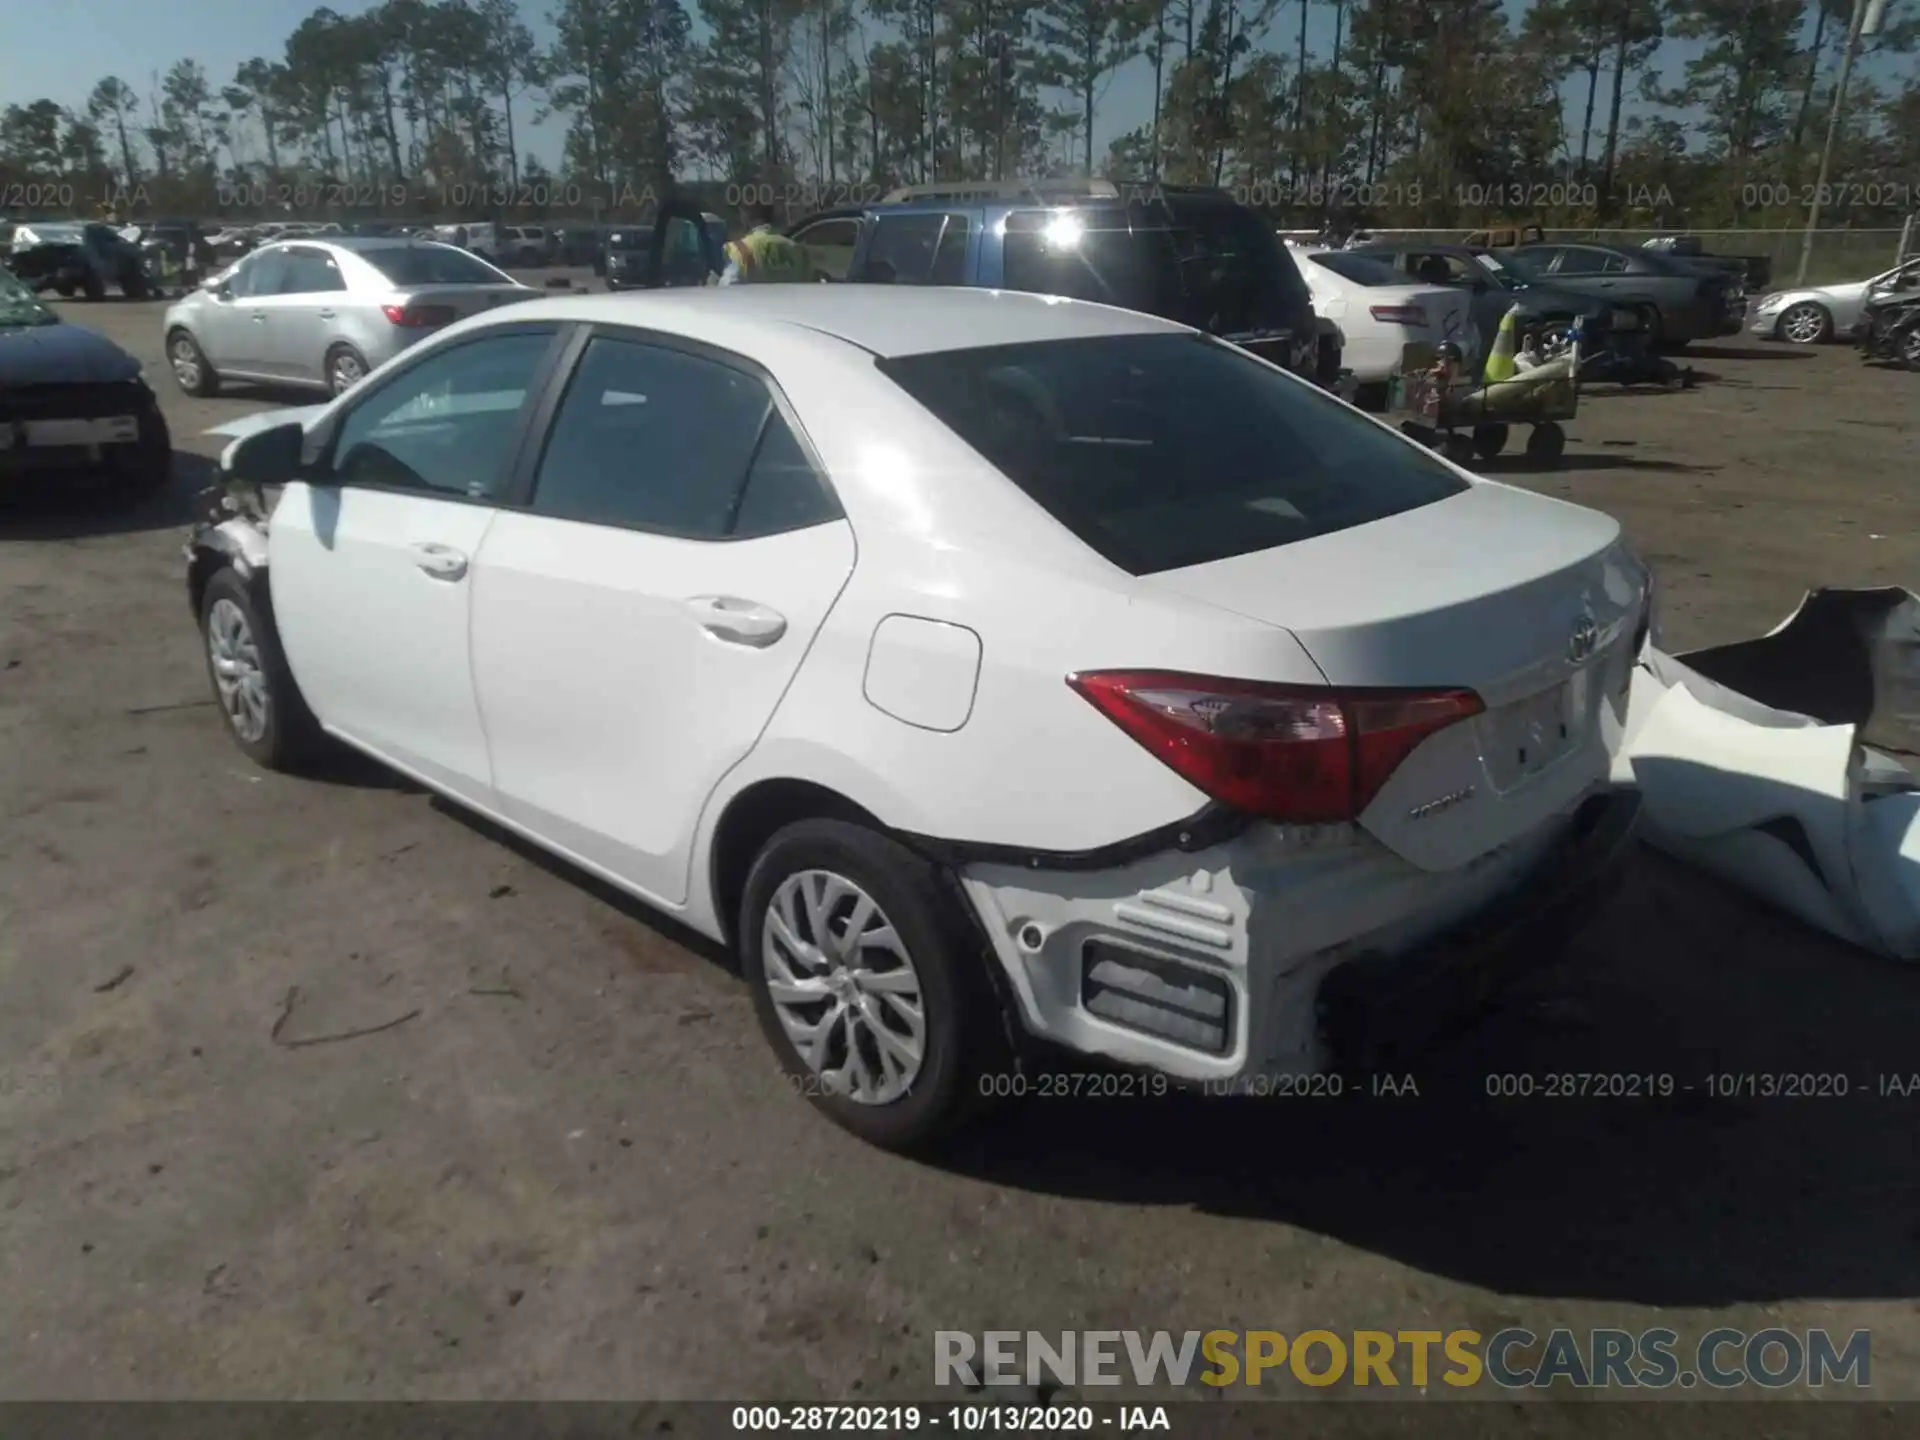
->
[189,286,1648,1150]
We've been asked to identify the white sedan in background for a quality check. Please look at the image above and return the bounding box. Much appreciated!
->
[1750,256,1920,344]
[1286,246,1480,402]
[189,286,1646,1151]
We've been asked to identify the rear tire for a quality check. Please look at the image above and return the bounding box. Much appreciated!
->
[325,344,369,397]
[54,281,75,298]
[82,272,106,301]
[1526,421,1567,464]
[1901,327,1920,371]
[740,819,1004,1152]
[198,568,323,773]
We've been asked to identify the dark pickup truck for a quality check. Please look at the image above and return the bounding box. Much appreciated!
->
[1640,235,1772,293]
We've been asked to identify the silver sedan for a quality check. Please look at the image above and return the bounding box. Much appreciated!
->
[1750,256,1920,344]
[163,237,537,398]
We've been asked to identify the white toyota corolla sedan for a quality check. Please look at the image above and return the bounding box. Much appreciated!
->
[188,285,1649,1150]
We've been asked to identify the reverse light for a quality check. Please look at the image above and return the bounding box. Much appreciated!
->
[1370,304,1428,327]
[382,302,456,327]
[1068,670,1485,824]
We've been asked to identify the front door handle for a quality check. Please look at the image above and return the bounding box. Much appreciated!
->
[317,309,336,320]
[250,310,266,322]
[411,542,469,581]
[686,595,787,646]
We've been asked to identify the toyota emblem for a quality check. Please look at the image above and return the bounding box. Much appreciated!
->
[1568,614,1599,663]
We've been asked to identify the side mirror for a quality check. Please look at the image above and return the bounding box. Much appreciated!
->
[221,421,305,486]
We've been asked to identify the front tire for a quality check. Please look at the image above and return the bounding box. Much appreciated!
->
[1777,301,1831,345]
[198,568,322,772]
[168,328,219,396]
[740,819,1002,1152]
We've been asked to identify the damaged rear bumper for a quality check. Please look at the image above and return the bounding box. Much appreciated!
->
[955,787,1639,1087]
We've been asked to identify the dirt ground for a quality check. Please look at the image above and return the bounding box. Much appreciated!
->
[3,285,1919,1406]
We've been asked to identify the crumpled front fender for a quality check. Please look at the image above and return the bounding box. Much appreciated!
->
[1616,588,1920,960]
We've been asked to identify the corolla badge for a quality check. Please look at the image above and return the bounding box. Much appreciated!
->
[1407,786,1475,821]
[1567,613,1599,663]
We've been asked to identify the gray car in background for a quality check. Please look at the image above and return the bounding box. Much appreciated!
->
[1750,257,1920,345]
[162,237,536,398]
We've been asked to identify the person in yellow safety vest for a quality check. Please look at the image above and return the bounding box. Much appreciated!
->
[719,203,813,285]
[1482,302,1523,383]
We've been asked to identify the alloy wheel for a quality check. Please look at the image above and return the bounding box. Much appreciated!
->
[170,336,202,391]
[206,598,269,743]
[1781,303,1827,345]
[1903,327,1920,369]
[762,870,927,1105]
[330,352,364,394]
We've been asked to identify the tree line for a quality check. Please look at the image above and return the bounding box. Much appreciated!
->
[1,0,1916,229]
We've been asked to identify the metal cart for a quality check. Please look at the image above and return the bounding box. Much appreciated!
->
[1388,337,1580,466]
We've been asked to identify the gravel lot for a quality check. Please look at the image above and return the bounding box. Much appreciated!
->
[4,279,1920,1406]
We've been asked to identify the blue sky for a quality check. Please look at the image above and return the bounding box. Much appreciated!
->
[5,0,1897,170]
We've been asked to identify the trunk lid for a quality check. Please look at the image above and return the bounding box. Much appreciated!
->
[1151,481,1646,870]
[388,283,537,324]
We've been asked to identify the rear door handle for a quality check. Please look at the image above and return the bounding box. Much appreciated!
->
[411,542,468,581]
[686,595,787,646]
[316,309,336,320]
[250,310,266,321]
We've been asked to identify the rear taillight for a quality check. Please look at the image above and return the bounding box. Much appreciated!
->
[1068,670,1484,824]
[382,302,455,327]
[1370,304,1428,327]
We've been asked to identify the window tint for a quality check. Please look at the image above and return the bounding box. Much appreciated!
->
[329,330,554,498]
[1552,247,1607,275]
[279,248,346,293]
[879,333,1467,576]
[1307,251,1403,287]
[362,244,511,286]
[234,249,289,298]
[863,213,969,285]
[731,410,842,538]
[794,218,860,280]
[1001,203,1310,335]
[530,337,773,537]
[1599,252,1631,274]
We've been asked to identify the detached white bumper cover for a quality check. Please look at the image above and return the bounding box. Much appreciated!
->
[1615,588,1920,960]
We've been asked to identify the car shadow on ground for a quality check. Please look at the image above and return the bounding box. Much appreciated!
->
[0,449,210,540]
[428,797,739,971]
[935,847,1920,1309]
[1683,344,1816,362]
[1484,453,1719,477]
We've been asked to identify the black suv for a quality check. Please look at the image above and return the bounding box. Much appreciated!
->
[786,181,1331,384]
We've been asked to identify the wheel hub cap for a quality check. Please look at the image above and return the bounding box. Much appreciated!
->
[762,870,926,1106]
[207,598,269,743]
[172,341,200,387]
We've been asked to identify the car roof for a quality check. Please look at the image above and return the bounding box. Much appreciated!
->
[459,285,1186,357]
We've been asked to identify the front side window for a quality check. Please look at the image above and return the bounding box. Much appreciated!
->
[794,218,860,280]
[232,249,289,298]
[879,332,1468,576]
[529,337,838,539]
[278,249,346,294]
[328,330,556,499]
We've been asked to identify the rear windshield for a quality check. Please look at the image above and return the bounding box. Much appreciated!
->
[362,245,510,286]
[1000,201,1312,337]
[1307,251,1403,287]
[878,333,1468,575]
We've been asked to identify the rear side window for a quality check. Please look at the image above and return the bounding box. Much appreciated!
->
[863,213,970,285]
[1307,251,1402,287]
[529,337,840,540]
[878,333,1467,576]
[363,245,510,286]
